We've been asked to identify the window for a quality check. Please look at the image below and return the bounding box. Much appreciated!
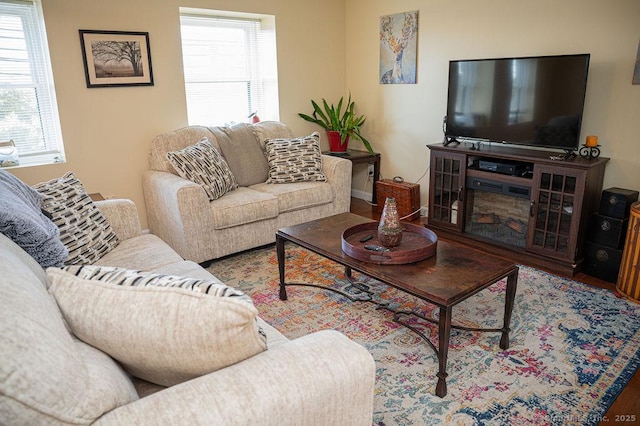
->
[179,9,279,127]
[0,0,64,167]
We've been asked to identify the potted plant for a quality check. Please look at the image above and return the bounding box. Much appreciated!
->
[298,95,374,154]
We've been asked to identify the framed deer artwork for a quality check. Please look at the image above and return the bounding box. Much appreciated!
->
[380,11,418,84]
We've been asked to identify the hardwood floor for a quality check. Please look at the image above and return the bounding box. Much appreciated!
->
[350,197,640,423]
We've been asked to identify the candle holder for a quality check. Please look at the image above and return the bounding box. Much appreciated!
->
[378,197,403,247]
[579,144,601,160]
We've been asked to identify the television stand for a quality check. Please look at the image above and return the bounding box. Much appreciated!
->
[427,142,609,276]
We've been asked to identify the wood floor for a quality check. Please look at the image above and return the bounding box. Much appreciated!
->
[350,197,640,423]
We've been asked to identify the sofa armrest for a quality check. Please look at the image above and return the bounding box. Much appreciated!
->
[142,170,215,262]
[321,155,352,214]
[95,199,142,241]
[95,330,375,426]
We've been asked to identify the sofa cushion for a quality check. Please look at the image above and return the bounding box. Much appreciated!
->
[214,123,270,187]
[47,266,268,387]
[251,181,334,213]
[95,233,185,271]
[0,169,68,268]
[209,187,279,230]
[249,121,295,153]
[265,132,327,184]
[167,137,238,201]
[32,172,120,265]
[149,125,219,173]
[0,234,137,424]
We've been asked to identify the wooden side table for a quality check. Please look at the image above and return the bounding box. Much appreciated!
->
[324,149,381,204]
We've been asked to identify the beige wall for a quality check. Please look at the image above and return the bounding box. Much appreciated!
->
[11,0,346,228]
[10,0,640,229]
[346,0,640,209]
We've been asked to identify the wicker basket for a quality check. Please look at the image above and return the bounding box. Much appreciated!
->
[376,179,420,221]
[617,201,640,303]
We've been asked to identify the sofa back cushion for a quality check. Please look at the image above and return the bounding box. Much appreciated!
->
[149,126,220,173]
[0,234,138,424]
[214,123,270,187]
[249,121,295,153]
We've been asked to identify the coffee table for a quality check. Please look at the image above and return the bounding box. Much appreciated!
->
[276,213,518,397]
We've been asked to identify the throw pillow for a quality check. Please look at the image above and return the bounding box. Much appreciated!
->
[166,137,238,201]
[47,265,268,387]
[32,172,119,265]
[214,123,270,186]
[0,169,68,268]
[265,132,327,184]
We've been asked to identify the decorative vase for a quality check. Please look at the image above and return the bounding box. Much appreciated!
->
[327,131,349,153]
[378,197,403,247]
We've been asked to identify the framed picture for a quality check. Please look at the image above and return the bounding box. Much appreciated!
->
[79,30,154,88]
[380,11,418,84]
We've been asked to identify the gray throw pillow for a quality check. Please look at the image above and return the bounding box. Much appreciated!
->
[215,123,270,186]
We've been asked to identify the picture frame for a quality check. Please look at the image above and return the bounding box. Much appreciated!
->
[79,30,154,88]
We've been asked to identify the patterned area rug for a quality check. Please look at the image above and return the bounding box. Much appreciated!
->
[207,243,640,425]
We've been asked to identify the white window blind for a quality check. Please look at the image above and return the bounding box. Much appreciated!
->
[0,0,64,167]
[179,11,279,127]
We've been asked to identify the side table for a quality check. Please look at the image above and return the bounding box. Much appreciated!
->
[324,149,381,204]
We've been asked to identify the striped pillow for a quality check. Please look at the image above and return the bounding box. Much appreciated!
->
[166,137,238,201]
[33,172,119,265]
[48,265,267,387]
[265,132,327,183]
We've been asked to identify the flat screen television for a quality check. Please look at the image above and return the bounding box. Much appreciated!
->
[444,53,590,151]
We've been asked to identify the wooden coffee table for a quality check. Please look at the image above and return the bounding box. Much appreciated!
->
[276,213,518,397]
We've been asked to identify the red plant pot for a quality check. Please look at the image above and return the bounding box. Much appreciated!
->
[327,131,349,153]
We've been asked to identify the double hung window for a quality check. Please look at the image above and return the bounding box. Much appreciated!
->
[179,9,279,126]
[0,0,64,167]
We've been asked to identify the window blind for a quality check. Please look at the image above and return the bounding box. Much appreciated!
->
[0,0,64,166]
[180,12,279,127]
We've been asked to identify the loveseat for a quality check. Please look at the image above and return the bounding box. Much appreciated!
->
[0,173,375,424]
[143,121,352,264]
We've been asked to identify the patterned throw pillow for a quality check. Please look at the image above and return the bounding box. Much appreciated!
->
[47,264,268,387]
[264,132,327,184]
[33,172,119,265]
[166,137,238,201]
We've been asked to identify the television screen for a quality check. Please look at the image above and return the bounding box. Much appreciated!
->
[445,54,590,150]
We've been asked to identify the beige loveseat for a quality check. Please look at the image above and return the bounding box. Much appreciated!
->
[142,121,352,264]
[0,196,375,425]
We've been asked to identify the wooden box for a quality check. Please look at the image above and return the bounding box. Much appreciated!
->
[599,187,639,219]
[588,214,629,249]
[376,179,420,221]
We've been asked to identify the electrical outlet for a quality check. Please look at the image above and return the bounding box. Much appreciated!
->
[367,164,374,177]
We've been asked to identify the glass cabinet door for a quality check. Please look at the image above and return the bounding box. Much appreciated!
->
[528,166,585,260]
[428,151,466,231]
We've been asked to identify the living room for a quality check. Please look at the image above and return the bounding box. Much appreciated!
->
[2,0,639,424]
[8,0,638,230]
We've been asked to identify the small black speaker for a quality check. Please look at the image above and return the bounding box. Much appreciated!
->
[599,187,639,219]
[582,241,623,283]
[588,214,629,249]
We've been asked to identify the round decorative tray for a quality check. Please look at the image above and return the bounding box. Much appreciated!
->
[341,222,437,265]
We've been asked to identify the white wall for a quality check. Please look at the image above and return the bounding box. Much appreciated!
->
[345,0,640,209]
[11,0,346,228]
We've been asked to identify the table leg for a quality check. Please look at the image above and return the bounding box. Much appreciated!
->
[500,268,518,349]
[372,156,381,205]
[277,235,287,300]
[436,305,452,398]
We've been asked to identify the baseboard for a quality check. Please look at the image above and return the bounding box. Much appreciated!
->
[351,188,372,202]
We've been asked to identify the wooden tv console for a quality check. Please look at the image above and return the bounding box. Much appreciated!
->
[427,142,609,276]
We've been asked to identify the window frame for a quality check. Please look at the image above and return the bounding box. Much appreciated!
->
[0,0,64,168]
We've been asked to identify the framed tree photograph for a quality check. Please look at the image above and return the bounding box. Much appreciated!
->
[79,30,154,88]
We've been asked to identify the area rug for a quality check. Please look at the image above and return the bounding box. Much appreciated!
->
[207,243,640,425]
